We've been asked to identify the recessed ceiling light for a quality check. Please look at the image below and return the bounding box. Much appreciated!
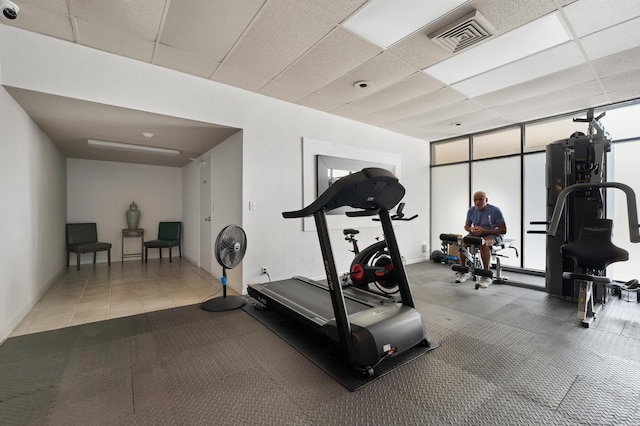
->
[142,132,154,138]
[423,12,572,85]
[354,81,371,89]
[343,0,470,48]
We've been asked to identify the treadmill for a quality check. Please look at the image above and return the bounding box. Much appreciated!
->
[248,167,430,376]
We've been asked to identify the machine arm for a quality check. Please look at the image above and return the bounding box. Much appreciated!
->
[547,182,640,243]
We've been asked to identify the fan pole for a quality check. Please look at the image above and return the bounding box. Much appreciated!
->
[222,268,228,298]
[201,267,247,312]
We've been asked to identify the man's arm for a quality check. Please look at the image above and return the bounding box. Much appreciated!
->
[470,223,505,235]
[496,222,507,235]
[463,221,473,234]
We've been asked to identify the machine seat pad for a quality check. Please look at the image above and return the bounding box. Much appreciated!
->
[440,233,460,243]
[561,219,628,270]
[462,235,484,246]
[474,269,494,278]
[451,264,468,273]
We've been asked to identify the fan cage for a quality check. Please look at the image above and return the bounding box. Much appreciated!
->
[215,225,247,269]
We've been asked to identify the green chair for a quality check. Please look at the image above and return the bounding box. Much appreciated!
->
[66,223,112,271]
[144,222,182,263]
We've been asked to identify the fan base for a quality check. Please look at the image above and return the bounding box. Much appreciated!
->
[201,296,247,312]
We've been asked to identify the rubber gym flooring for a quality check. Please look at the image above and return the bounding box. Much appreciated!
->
[1,260,639,425]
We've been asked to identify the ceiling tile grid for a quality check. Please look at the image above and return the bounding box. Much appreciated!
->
[451,42,587,98]
[4,1,74,41]
[221,0,335,82]
[492,80,607,119]
[2,0,640,166]
[268,27,382,94]
[159,0,265,62]
[562,0,640,38]
[75,19,156,62]
[591,46,640,78]
[380,88,468,122]
[348,72,444,113]
[579,16,640,61]
[71,0,166,41]
[315,52,418,104]
[400,99,487,128]
[473,64,599,109]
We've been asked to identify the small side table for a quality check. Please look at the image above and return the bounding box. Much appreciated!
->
[122,228,144,262]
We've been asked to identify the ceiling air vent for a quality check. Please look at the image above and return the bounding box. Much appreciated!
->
[429,10,496,53]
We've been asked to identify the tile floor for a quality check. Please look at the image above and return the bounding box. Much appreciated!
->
[10,258,230,337]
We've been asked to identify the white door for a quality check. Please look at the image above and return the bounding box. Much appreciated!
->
[199,158,213,273]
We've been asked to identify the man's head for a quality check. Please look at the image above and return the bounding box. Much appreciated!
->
[473,191,488,210]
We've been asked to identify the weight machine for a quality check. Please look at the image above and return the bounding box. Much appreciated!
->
[531,108,640,326]
[529,109,611,301]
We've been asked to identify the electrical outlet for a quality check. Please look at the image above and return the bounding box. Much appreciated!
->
[261,267,268,275]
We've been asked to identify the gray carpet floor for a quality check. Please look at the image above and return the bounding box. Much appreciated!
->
[1,261,639,425]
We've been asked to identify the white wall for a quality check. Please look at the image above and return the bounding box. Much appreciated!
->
[0,26,430,329]
[181,131,244,292]
[211,132,243,293]
[0,86,66,342]
[181,159,200,266]
[67,159,182,263]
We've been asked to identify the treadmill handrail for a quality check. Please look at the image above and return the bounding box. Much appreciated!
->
[282,168,404,218]
[547,182,640,243]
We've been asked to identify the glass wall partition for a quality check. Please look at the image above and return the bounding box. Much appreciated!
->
[603,105,640,140]
[524,115,585,152]
[430,163,469,254]
[471,157,522,267]
[431,137,469,165]
[522,152,546,270]
[473,127,521,159]
[605,102,640,281]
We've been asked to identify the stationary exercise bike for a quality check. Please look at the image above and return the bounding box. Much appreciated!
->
[341,203,417,295]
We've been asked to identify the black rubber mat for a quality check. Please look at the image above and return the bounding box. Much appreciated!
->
[241,300,439,391]
[4,261,640,424]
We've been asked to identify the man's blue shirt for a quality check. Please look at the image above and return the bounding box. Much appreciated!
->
[466,204,504,230]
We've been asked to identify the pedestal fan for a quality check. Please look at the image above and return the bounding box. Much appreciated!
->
[201,224,247,312]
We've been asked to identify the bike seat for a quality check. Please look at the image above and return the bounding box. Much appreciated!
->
[343,228,359,236]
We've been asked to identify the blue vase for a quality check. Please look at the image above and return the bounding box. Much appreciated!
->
[126,202,140,230]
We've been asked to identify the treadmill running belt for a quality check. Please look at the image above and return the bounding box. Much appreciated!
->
[252,278,375,324]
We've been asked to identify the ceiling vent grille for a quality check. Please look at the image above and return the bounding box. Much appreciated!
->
[430,10,496,54]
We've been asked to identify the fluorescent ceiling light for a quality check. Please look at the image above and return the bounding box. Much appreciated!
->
[87,139,180,155]
[580,16,640,61]
[343,0,470,48]
[423,12,572,85]
[451,42,585,97]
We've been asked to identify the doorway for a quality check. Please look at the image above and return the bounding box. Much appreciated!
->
[199,157,212,273]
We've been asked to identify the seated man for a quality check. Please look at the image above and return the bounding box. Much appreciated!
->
[455,191,507,287]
